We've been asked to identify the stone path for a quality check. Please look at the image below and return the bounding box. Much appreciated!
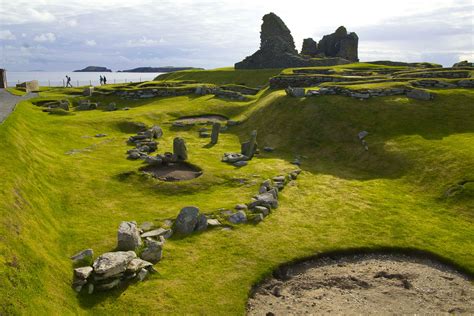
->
[0,89,38,123]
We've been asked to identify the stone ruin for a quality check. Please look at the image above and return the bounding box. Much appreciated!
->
[16,80,39,93]
[303,26,359,61]
[235,12,358,69]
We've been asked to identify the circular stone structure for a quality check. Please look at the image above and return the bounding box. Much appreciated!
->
[140,162,202,181]
[247,253,474,315]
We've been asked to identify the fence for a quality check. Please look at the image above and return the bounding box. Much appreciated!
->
[7,77,153,88]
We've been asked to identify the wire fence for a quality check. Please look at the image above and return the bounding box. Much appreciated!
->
[7,77,153,88]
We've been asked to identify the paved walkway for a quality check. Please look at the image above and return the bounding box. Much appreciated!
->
[0,89,38,123]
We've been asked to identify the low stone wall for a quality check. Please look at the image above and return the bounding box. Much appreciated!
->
[269,75,367,89]
[307,86,407,99]
[395,70,470,79]
[412,79,474,89]
[114,87,196,99]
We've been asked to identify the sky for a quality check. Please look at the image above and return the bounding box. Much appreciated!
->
[0,0,472,71]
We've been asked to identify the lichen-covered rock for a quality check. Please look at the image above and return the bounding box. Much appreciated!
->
[173,137,188,161]
[117,221,142,251]
[74,266,93,279]
[140,239,163,263]
[228,210,247,224]
[92,251,137,279]
[195,214,208,232]
[173,206,200,235]
[126,258,153,273]
[70,248,94,264]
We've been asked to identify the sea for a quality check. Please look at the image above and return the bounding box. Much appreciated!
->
[6,72,164,88]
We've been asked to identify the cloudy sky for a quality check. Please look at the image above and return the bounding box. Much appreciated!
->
[0,0,472,71]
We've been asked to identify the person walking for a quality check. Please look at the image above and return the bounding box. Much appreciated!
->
[99,75,103,85]
[103,75,107,85]
[66,75,72,87]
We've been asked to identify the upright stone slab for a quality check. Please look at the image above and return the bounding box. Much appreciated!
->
[173,137,188,160]
[117,221,142,251]
[0,69,7,89]
[173,206,199,235]
[241,130,258,158]
[211,122,221,144]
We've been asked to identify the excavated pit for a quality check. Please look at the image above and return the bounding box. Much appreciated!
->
[140,162,202,181]
[247,253,473,315]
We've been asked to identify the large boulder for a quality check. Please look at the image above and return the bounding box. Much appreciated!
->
[317,26,359,61]
[92,251,137,279]
[117,221,142,251]
[173,206,200,235]
[173,137,188,161]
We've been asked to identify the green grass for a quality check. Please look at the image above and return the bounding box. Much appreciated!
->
[155,67,283,88]
[6,87,27,96]
[1,66,473,314]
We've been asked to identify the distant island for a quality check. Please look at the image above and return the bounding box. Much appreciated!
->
[118,66,203,73]
[74,66,112,72]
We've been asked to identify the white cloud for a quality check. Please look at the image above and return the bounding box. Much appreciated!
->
[125,36,164,47]
[66,19,78,27]
[26,8,56,23]
[34,33,56,43]
[85,39,97,46]
[0,30,16,40]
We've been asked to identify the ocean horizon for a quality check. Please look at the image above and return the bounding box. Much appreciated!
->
[5,71,164,87]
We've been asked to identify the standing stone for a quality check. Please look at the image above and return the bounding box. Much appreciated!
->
[211,122,221,144]
[117,221,142,251]
[241,130,258,158]
[0,69,6,89]
[173,206,199,235]
[150,125,163,139]
[173,137,188,161]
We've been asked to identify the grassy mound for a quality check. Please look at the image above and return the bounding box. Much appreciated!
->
[1,65,473,314]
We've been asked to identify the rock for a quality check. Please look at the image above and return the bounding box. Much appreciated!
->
[241,130,258,158]
[150,125,163,139]
[233,161,248,167]
[95,133,107,138]
[74,266,93,279]
[195,214,208,232]
[140,239,163,263]
[253,213,264,223]
[83,86,94,96]
[406,89,434,101]
[140,221,154,231]
[358,131,369,140]
[228,210,247,224]
[252,206,270,217]
[92,251,137,279]
[273,175,286,182]
[285,87,305,97]
[87,283,94,294]
[96,278,121,291]
[211,122,221,144]
[222,152,248,163]
[145,156,162,166]
[70,249,94,264]
[207,218,221,226]
[136,268,149,281]
[173,137,188,161]
[106,102,117,111]
[249,192,279,209]
[235,204,248,210]
[173,206,199,235]
[141,228,172,239]
[263,147,274,152]
[126,258,153,273]
[127,152,141,160]
[317,26,359,61]
[117,221,142,251]
[291,158,301,166]
[301,38,318,56]
[16,80,39,92]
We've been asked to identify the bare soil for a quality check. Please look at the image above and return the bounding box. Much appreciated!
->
[247,253,474,315]
[140,162,202,181]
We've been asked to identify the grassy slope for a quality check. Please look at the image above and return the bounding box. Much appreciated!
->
[0,69,473,314]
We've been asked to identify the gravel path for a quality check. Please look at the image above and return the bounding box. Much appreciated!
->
[247,253,474,315]
[0,89,38,123]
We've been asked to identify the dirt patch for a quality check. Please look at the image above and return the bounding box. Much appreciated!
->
[247,253,474,315]
[174,114,228,124]
[140,162,202,181]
